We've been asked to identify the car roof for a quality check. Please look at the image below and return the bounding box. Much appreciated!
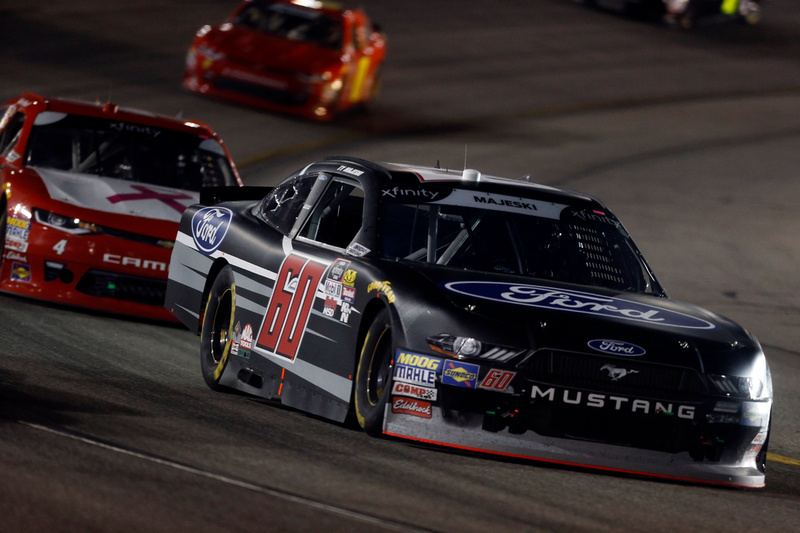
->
[5,92,218,136]
[306,156,605,208]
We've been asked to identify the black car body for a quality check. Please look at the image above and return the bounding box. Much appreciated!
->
[165,157,772,487]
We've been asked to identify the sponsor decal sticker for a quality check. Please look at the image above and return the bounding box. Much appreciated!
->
[239,323,253,358]
[339,301,352,324]
[6,240,28,253]
[11,262,31,282]
[391,397,432,419]
[5,251,27,262]
[6,217,30,243]
[442,361,479,388]
[342,269,357,286]
[231,322,242,356]
[7,216,30,230]
[323,297,337,317]
[588,339,646,356]
[324,279,343,300]
[327,258,350,282]
[741,401,770,427]
[443,281,717,330]
[367,280,395,304]
[191,207,233,255]
[394,363,437,387]
[346,243,370,257]
[392,381,437,401]
[395,351,442,372]
[342,285,356,303]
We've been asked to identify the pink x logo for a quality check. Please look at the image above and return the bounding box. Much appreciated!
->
[107,185,194,213]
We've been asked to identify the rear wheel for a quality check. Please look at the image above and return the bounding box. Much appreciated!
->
[354,308,394,436]
[200,265,236,390]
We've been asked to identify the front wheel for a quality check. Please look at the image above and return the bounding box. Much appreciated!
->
[200,265,236,390]
[0,196,7,270]
[354,308,394,436]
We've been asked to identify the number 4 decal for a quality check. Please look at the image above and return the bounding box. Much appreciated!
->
[256,254,326,361]
[53,239,68,255]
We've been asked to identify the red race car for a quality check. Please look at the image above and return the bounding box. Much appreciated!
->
[182,0,387,121]
[0,93,242,321]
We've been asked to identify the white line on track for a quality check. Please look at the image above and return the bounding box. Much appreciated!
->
[20,420,431,533]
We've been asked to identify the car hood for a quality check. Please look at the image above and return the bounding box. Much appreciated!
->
[33,166,198,222]
[402,266,761,375]
[206,26,341,73]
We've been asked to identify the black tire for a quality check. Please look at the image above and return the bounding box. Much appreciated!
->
[200,265,236,390]
[0,196,6,267]
[354,308,394,436]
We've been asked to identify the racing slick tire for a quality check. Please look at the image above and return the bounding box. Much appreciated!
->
[354,308,394,436]
[200,265,236,390]
[0,196,6,268]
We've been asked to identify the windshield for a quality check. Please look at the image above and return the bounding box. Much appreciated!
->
[24,112,237,191]
[379,188,661,295]
[233,1,344,49]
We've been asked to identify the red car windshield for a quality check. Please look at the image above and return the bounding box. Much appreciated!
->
[24,111,238,192]
[233,1,344,49]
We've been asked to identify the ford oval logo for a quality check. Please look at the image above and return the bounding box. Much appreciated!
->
[191,207,233,255]
[588,339,646,357]
[441,281,717,330]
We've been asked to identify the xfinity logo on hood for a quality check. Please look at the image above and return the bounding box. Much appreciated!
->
[588,339,646,356]
[442,281,717,330]
[191,207,233,255]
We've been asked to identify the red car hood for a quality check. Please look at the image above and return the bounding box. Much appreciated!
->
[206,26,342,73]
[34,167,198,222]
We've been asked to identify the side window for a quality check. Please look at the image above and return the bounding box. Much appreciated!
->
[257,175,316,235]
[298,179,364,249]
[0,110,26,159]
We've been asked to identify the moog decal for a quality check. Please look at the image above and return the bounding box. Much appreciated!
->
[442,281,716,330]
[191,207,233,255]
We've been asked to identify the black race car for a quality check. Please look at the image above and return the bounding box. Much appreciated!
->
[164,156,772,487]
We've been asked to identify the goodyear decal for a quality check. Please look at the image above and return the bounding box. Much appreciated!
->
[367,280,395,303]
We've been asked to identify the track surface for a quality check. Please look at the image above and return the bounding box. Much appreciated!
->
[1,1,800,531]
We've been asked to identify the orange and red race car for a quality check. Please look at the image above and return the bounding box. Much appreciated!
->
[182,0,386,121]
[0,93,242,321]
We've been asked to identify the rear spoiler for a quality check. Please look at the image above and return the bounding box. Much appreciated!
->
[200,185,273,206]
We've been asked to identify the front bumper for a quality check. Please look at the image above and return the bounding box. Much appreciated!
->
[383,349,771,487]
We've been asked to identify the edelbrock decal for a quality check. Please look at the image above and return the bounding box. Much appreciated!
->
[442,281,716,330]
[588,339,646,357]
[191,207,233,255]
